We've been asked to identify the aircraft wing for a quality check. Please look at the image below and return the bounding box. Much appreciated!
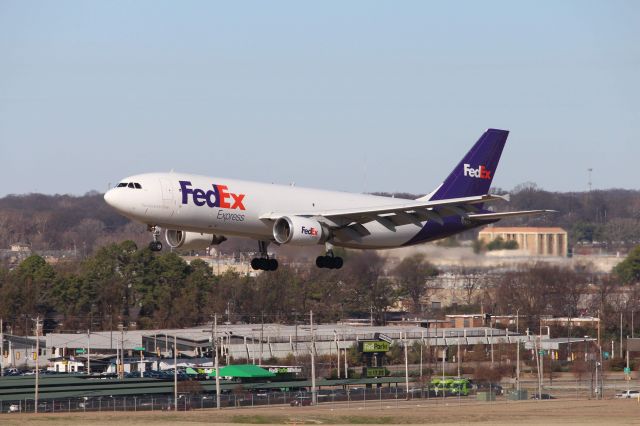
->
[466,210,556,221]
[259,193,509,235]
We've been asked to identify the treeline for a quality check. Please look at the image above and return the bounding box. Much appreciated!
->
[2,239,638,342]
[495,184,640,245]
[0,192,255,256]
[1,185,640,255]
[0,242,443,334]
[379,185,640,246]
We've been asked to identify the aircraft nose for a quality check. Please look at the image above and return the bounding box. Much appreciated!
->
[104,188,115,206]
[104,188,123,211]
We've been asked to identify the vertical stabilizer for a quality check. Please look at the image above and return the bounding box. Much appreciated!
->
[424,129,508,201]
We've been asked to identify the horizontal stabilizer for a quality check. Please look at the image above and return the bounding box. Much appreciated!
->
[467,210,556,221]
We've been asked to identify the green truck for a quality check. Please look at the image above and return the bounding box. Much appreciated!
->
[430,378,470,396]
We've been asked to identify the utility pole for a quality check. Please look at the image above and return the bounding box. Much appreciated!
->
[595,350,599,400]
[516,339,520,393]
[294,312,298,363]
[534,339,542,399]
[174,334,178,412]
[441,342,446,402]
[335,331,340,379]
[620,312,624,359]
[214,314,220,410]
[343,334,348,379]
[457,333,461,378]
[116,339,120,377]
[87,328,91,375]
[110,313,113,350]
[260,312,264,366]
[597,311,601,348]
[35,316,40,413]
[310,310,317,406]
[540,342,544,386]
[626,336,631,394]
[404,333,409,399]
[490,325,494,367]
[419,331,423,379]
[120,327,125,379]
[1,318,4,377]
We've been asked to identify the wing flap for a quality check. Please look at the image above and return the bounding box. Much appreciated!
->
[259,193,507,221]
[467,210,555,221]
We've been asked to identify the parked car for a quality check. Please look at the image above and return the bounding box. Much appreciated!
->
[475,382,503,395]
[615,390,640,399]
[290,396,312,406]
[7,404,20,413]
[531,393,556,400]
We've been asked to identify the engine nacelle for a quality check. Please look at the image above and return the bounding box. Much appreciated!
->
[165,229,227,251]
[273,216,327,245]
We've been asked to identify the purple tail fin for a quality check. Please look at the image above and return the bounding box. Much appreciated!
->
[427,129,508,201]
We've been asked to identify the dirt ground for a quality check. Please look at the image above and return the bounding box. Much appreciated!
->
[3,399,640,425]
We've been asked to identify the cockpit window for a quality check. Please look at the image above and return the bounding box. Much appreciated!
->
[116,182,141,189]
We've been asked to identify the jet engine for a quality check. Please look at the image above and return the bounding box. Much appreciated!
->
[165,230,227,250]
[273,216,328,245]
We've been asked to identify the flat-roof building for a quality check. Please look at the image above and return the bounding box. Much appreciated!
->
[478,226,568,257]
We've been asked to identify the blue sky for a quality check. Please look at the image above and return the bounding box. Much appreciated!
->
[0,1,638,196]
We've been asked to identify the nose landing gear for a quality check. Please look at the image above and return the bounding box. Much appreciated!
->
[148,225,163,252]
[251,241,278,271]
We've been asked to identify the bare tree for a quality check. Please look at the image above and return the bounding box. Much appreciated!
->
[393,253,438,314]
[458,266,486,305]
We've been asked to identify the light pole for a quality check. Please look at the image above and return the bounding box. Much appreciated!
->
[310,310,316,406]
[34,316,41,413]
[620,312,624,359]
[516,337,520,393]
[173,334,178,412]
[214,314,220,410]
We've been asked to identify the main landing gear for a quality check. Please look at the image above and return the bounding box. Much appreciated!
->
[316,249,343,269]
[251,241,278,271]
[148,225,163,252]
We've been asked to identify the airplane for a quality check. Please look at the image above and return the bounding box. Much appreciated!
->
[104,128,552,271]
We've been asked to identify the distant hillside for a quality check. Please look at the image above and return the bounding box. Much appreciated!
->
[1,185,639,255]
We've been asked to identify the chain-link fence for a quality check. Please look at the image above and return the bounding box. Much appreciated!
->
[1,381,638,414]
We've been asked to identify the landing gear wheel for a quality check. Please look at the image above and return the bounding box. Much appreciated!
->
[268,259,278,271]
[251,258,261,270]
[251,241,278,271]
[316,255,343,269]
[147,225,162,252]
[333,257,343,269]
[149,241,162,252]
[251,257,279,271]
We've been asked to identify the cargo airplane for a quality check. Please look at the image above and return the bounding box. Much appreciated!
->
[104,129,551,271]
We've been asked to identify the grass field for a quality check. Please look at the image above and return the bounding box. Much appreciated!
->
[2,398,640,425]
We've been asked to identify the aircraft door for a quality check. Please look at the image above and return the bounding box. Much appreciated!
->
[159,179,176,215]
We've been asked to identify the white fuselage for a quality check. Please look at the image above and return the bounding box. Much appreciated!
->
[104,172,436,249]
